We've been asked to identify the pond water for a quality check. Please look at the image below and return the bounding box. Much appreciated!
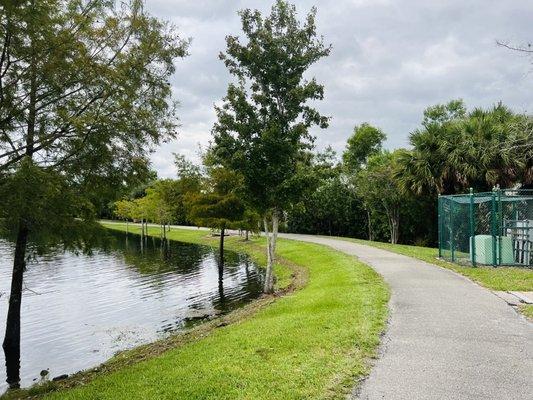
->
[0,230,264,390]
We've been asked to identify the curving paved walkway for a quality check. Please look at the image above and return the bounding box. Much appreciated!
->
[279,234,533,400]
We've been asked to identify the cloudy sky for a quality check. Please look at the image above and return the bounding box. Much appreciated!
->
[147,0,533,178]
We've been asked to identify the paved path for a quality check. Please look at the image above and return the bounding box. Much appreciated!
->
[279,233,533,400]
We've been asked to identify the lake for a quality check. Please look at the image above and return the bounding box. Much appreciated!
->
[0,230,264,390]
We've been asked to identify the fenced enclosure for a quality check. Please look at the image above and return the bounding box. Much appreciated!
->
[438,189,533,267]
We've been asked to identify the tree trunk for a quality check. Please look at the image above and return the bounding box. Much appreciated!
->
[392,207,400,244]
[367,209,374,241]
[388,207,400,244]
[3,224,29,388]
[263,211,279,294]
[126,220,129,234]
[245,230,249,241]
[219,227,225,263]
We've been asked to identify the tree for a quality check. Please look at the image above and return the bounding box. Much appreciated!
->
[95,161,157,219]
[396,101,530,195]
[341,123,387,239]
[186,168,245,259]
[114,199,135,233]
[212,0,330,293]
[171,154,204,225]
[142,183,175,238]
[357,151,405,244]
[0,0,188,387]
[238,209,261,241]
[343,123,386,172]
[285,148,367,238]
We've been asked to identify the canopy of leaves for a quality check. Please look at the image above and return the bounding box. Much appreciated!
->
[186,168,245,229]
[211,0,331,214]
[0,158,104,253]
[396,100,532,195]
[343,123,386,172]
[0,0,188,248]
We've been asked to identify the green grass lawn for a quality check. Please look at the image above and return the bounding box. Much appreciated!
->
[341,238,533,292]
[9,223,388,400]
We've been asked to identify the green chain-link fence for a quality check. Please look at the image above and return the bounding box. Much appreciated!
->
[438,189,533,267]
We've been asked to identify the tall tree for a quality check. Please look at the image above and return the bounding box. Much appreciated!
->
[212,0,330,293]
[357,151,405,244]
[0,0,188,387]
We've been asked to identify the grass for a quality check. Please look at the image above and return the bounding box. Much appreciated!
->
[519,305,533,320]
[340,238,533,292]
[6,223,389,400]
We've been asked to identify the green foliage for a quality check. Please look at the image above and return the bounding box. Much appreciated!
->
[0,158,103,252]
[396,100,531,195]
[174,154,203,181]
[238,209,262,235]
[113,200,135,221]
[355,151,406,243]
[0,0,188,244]
[212,0,331,214]
[186,168,246,230]
[286,149,368,237]
[343,123,386,172]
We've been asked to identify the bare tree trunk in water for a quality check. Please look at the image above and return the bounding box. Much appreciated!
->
[2,224,29,388]
[263,211,278,293]
[219,227,225,264]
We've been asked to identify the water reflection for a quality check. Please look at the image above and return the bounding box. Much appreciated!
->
[0,230,263,390]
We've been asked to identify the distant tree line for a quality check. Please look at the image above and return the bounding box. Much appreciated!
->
[288,100,532,245]
[119,99,532,249]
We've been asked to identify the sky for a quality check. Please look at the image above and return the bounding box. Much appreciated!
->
[146,0,533,178]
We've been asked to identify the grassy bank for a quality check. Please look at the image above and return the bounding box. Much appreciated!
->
[8,223,388,400]
[520,305,533,320]
[343,238,532,292]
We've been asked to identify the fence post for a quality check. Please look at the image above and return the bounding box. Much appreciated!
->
[469,188,476,266]
[491,190,497,266]
[497,188,502,266]
[438,195,442,258]
[450,199,455,262]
